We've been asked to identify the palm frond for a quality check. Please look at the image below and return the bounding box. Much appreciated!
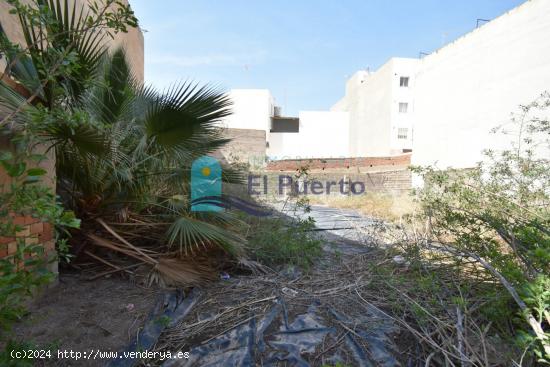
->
[140,82,232,157]
[85,48,135,125]
[2,0,109,106]
[0,26,44,100]
[0,80,33,128]
[167,216,245,257]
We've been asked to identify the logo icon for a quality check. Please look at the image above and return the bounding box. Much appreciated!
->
[190,156,272,216]
[191,156,222,212]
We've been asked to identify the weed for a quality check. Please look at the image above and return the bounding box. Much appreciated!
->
[247,214,322,270]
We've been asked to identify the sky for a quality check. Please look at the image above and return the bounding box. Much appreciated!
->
[131,0,525,116]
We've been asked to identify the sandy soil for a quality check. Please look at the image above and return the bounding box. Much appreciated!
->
[11,272,159,366]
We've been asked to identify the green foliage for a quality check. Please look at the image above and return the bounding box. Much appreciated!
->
[245,165,324,270]
[1,0,138,108]
[247,215,322,270]
[412,93,550,361]
[0,0,244,258]
[246,200,323,270]
[0,150,79,335]
[517,275,550,363]
[0,340,36,367]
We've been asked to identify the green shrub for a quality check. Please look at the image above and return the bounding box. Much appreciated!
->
[412,93,550,362]
[0,150,79,334]
[246,212,322,270]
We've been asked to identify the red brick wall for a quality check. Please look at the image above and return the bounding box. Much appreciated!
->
[266,154,411,171]
[0,215,55,269]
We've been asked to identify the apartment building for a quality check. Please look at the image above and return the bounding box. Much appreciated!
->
[331,58,418,157]
[333,0,550,169]
[221,0,550,174]
[219,89,350,162]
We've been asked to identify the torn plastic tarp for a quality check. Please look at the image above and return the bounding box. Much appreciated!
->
[162,296,401,366]
[329,305,401,367]
[108,288,200,367]
[164,318,257,367]
[263,300,335,366]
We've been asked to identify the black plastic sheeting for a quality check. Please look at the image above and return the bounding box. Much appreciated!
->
[164,297,401,367]
[107,288,200,367]
[329,306,400,367]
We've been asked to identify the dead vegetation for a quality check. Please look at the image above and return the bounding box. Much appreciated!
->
[139,200,539,366]
[309,191,416,223]
[148,249,406,366]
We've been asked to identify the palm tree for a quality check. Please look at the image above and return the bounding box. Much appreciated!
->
[0,0,247,285]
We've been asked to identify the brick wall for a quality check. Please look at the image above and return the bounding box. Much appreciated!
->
[0,215,56,272]
[214,128,266,169]
[266,154,411,171]
[252,169,412,198]
[0,134,57,271]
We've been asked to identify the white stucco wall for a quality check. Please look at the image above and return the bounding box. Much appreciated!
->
[389,59,418,153]
[268,111,349,159]
[412,0,550,169]
[267,132,285,159]
[220,89,274,132]
[332,58,418,157]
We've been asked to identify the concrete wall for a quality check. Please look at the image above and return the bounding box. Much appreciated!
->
[268,111,349,159]
[412,0,550,169]
[331,70,372,156]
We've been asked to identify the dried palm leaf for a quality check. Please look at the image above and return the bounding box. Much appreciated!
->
[149,257,217,287]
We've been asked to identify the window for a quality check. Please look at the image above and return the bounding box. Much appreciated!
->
[399,102,408,113]
[400,76,409,87]
[398,128,408,140]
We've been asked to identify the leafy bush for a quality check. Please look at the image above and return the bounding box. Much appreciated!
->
[0,150,79,334]
[412,93,550,362]
[246,201,323,270]
[0,0,247,286]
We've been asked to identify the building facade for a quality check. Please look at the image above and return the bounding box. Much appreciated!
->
[219,89,350,162]
[412,0,550,169]
[222,0,549,173]
[333,0,550,169]
[332,58,418,157]
[269,111,349,160]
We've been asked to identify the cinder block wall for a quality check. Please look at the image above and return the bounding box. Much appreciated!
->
[266,154,411,171]
[255,169,411,198]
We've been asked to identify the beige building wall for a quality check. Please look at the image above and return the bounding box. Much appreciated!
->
[333,59,418,157]
[0,0,144,81]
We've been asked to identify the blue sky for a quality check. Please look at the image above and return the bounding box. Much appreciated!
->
[131,0,525,115]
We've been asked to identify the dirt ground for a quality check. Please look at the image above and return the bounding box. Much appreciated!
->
[11,271,159,366]
[8,204,405,367]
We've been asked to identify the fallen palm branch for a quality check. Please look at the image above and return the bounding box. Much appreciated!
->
[85,228,218,287]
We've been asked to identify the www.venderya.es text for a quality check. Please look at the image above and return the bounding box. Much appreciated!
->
[10,349,189,361]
